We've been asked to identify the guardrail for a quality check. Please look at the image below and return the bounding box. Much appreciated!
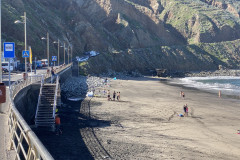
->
[8,63,72,160]
[45,63,72,79]
[53,76,59,119]
[35,75,45,121]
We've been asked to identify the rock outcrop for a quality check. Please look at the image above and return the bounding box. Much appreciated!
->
[3,0,240,73]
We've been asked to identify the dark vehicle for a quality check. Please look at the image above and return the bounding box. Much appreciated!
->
[32,61,43,69]
[36,61,43,68]
[2,67,8,73]
[17,63,30,72]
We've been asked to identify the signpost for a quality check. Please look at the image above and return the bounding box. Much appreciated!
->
[4,42,15,58]
[52,56,57,66]
[22,50,30,58]
[3,42,15,87]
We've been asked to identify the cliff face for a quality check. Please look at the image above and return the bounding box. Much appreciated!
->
[201,0,240,18]
[3,0,240,73]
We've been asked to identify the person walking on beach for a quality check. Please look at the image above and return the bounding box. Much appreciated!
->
[107,90,111,101]
[185,104,188,117]
[117,92,121,101]
[183,104,187,117]
[113,91,116,101]
[182,92,185,99]
[55,115,62,135]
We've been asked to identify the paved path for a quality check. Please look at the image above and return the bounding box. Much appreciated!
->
[0,68,48,160]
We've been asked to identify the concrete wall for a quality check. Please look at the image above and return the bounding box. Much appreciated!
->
[14,84,40,125]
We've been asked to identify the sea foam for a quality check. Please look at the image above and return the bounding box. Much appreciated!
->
[170,76,240,96]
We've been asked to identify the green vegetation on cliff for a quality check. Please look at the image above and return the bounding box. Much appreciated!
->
[3,0,240,73]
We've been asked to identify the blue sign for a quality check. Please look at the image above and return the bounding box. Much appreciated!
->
[22,50,30,58]
[52,56,57,61]
[4,42,15,58]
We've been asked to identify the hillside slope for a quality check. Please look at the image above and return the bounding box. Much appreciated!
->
[3,0,240,73]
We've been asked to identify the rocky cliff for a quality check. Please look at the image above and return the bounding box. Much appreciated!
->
[3,0,240,73]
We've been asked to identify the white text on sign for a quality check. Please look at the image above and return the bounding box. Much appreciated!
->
[5,44,14,51]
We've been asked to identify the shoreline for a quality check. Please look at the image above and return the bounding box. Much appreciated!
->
[86,76,240,159]
[164,77,240,101]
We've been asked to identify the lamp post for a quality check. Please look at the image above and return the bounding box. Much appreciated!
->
[15,12,27,73]
[53,39,60,66]
[60,43,66,64]
[71,46,73,63]
[68,45,70,64]
[0,0,2,83]
[41,32,49,67]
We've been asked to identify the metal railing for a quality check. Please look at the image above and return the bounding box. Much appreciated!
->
[8,63,72,160]
[35,75,45,121]
[45,63,72,79]
[53,76,59,119]
[10,76,43,99]
[9,75,54,160]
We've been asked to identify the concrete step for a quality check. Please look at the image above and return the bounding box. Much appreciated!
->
[35,122,55,126]
[36,116,54,121]
[37,112,53,115]
[35,119,54,122]
[38,105,54,107]
[37,110,53,113]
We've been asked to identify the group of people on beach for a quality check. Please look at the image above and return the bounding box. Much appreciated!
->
[107,90,120,101]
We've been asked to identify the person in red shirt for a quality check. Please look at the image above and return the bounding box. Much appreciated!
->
[55,115,62,135]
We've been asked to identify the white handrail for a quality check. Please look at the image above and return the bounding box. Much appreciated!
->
[35,75,45,120]
[53,76,59,118]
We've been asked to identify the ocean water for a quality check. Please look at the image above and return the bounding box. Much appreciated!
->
[170,76,240,96]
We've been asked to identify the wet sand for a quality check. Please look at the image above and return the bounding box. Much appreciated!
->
[86,76,240,159]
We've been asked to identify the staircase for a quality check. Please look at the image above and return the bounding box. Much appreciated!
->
[35,76,61,129]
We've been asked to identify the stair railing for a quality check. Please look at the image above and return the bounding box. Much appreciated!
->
[35,75,45,121]
[53,75,59,119]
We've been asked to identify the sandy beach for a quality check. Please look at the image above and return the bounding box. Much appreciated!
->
[82,76,240,160]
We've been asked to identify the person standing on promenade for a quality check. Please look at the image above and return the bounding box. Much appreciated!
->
[113,91,116,101]
[51,67,55,83]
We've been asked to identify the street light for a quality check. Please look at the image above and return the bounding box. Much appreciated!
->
[53,39,60,66]
[0,0,2,83]
[15,12,27,73]
[41,32,49,67]
[60,43,66,64]
[68,45,70,64]
[71,45,73,63]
